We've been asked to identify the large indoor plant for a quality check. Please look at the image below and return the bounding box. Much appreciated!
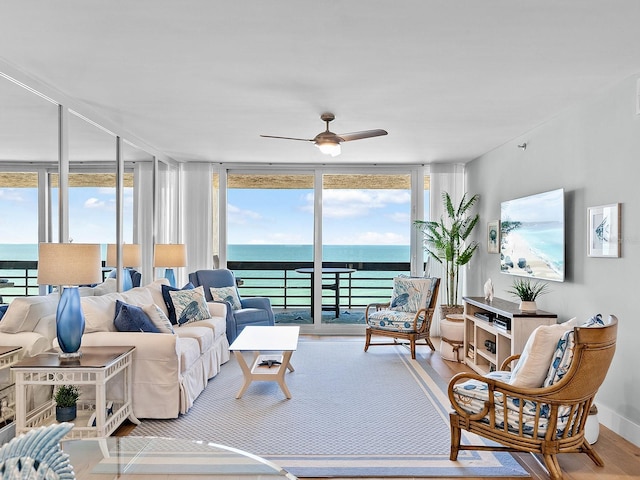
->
[415,192,479,316]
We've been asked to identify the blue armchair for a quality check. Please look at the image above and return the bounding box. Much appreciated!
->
[188,269,274,343]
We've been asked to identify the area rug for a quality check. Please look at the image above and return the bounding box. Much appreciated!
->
[132,340,529,478]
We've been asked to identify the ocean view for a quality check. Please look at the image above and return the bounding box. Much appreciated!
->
[1,244,412,307]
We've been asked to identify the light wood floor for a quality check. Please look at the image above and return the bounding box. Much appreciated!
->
[115,335,640,480]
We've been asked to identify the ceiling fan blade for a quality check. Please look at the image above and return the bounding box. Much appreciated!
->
[260,135,314,142]
[336,129,388,142]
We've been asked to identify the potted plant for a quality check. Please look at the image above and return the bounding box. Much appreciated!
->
[54,385,80,422]
[415,192,479,317]
[507,277,549,312]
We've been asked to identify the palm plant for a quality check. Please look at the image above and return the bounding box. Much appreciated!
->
[415,192,479,308]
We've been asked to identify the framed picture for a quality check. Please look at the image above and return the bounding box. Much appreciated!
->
[487,220,500,254]
[588,203,621,258]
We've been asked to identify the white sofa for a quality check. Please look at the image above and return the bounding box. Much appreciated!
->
[0,279,230,419]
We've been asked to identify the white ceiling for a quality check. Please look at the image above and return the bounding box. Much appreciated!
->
[1,1,640,165]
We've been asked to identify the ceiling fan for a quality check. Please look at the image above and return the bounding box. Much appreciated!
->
[260,112,388,157]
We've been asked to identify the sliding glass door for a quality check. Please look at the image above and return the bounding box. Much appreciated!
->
[320,173,412,325]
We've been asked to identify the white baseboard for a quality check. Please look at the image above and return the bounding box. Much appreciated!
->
[598,403,640,448]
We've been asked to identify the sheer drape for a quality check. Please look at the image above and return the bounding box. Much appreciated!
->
[180,162,213,283]
[134,162,154,284]
[427,163,466,335]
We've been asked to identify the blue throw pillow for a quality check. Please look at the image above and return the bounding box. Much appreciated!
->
[161,283,195,325]
[113,300,160,333]
[0,305,8,321]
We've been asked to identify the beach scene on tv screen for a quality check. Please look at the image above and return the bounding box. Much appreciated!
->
[500,188,565,282]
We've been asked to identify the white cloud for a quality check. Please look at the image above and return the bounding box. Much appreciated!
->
[0,189,25,202]
[386,212,411,223]
[84,197,106,208]
[301,189,411,218]
[228,203,263,225]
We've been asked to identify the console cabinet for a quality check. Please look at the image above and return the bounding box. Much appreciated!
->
[463,296,557,375]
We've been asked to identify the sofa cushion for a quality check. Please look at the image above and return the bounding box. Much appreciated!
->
[185,316,226,341]
[169,286,210,326]
[114,300,160,333]
[178,336,201,374]
[92,278,118,296]
[509,320,577,388]
[0,294,59,334]
[141,304,175,334]
[82,293,122,333]
[367,310,423,333]
[175,325,214,355]
[162,283,195,324]
[143,278,171,316]
[209,286,241,311]
[120,286,155,309]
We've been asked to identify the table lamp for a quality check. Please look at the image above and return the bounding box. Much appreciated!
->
[153,244,186,287]
[106,244,142,291]
[37,243,102,358]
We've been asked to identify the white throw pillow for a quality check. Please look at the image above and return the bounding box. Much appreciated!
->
[509,320,577,388]
[142,304,175,334]
[82,293,122,333]
[0,294,60,334]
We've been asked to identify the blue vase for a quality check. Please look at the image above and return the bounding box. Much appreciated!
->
[56,287,85,358]
[164,268,176,287]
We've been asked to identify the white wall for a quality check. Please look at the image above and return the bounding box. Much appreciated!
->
[465,74,640,446]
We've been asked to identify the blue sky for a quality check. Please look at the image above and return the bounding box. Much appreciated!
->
[1,186,424,246]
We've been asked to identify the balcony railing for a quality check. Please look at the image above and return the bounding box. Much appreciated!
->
[1,260,409,310]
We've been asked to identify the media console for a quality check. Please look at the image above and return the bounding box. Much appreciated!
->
[463,296,557,375]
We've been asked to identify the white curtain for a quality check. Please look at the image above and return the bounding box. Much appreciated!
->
[428,163,465,335]
[180,162,214,283]
[134,162,154,285]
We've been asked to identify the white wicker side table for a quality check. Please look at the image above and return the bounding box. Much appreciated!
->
[12,345,139,440]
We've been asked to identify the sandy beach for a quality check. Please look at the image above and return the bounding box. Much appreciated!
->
[500,231,562,280]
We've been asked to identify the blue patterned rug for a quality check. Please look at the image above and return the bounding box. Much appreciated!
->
[132,340,529,478]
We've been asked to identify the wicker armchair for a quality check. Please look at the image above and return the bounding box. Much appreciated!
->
[448,315,618,480]
[364,277,440,359]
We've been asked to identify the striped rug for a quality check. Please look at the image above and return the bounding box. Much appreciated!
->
[132,339,528,478]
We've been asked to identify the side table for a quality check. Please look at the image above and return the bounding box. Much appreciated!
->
[12,346,139,440]
[0,346,22,443]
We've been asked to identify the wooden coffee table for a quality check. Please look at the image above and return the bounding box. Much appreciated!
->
[229,326,299,399]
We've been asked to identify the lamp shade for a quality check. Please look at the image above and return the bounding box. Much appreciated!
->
[106,244,142,268]
[154,244,187,267]
[37,243,102,286]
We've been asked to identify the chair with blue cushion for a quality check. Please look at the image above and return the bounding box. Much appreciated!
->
[188,269,274,343]
[364,276,440,359]
[448,315,618,480]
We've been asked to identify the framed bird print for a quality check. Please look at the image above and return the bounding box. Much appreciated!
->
[588,203,621,257]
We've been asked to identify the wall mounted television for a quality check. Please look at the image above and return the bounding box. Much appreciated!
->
[500,188,565,282]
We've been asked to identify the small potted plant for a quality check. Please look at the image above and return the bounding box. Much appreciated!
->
[507,278,549,312]
[54,385,80,422]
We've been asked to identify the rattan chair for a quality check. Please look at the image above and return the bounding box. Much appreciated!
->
[364,277,440,359]
[448,316,618,480]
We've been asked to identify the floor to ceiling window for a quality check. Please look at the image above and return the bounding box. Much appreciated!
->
[226,173,314,323]
[320,173,412,325]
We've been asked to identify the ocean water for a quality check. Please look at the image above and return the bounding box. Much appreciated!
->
[1,243,411,306]
[0,243,410,263]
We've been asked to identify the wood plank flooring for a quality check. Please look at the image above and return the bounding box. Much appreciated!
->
[115,335,640,479]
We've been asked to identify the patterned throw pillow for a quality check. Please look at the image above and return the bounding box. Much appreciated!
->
[113,300,160,333]
[209,286,242,311]
[169,286,211,326]
[389,277,433,312]
[141,304,175,334]
[161,283,195,324]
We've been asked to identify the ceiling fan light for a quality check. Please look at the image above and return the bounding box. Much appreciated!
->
[316,141,341,157]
